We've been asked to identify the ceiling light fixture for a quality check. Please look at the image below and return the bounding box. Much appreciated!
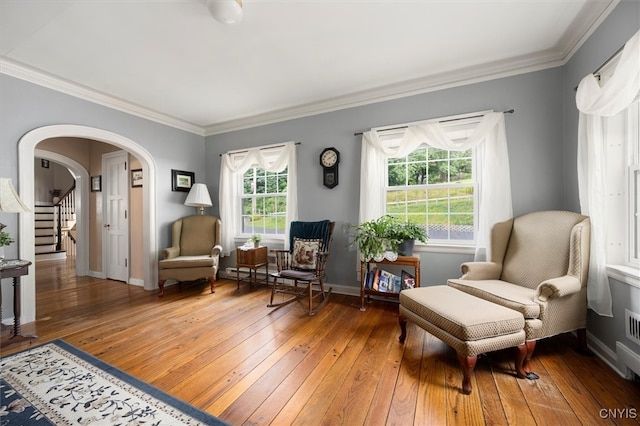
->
[208,0,243,25]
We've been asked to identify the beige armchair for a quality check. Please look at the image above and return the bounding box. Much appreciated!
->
[448,210,590,379]
[158,215,223,297]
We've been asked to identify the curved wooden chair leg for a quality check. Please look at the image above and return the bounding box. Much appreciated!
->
[209,276,216,293]
[457,352,477,395]
[158,280,165,297]
[514,343,527,378]
[398,315,407,344]
[523,340,539,380]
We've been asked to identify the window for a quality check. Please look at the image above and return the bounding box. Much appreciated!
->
[360,111,511,256]
[241,166,288,236]
[379,119,481,245]
[219,142,298,255]
[600,63,640,269]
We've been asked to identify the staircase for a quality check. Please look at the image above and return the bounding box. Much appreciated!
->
[35,186,77,262]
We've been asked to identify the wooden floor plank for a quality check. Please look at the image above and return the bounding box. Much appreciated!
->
[1,259,638,426]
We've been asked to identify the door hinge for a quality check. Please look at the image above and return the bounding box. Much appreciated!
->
[125,258,128,267]
[124,210,127,219]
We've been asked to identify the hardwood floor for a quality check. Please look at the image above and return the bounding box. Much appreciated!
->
[2,259,639,425]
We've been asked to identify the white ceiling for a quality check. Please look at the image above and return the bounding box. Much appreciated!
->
[0,0,618,135]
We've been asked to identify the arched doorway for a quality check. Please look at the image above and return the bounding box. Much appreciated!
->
[18,125,157,323]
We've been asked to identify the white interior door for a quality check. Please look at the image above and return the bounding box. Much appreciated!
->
[103,151,129,282]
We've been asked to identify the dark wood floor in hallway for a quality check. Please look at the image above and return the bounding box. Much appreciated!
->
[2,259,639,425]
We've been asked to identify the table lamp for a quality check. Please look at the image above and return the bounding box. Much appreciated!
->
[184,183,212,215]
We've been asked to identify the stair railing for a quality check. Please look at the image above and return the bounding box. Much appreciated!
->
[53,185,76,254]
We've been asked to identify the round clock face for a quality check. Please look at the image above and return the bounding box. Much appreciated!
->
[321,149,338,168]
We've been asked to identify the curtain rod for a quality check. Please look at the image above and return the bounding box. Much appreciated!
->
[574,43,626,91]
[353,109,514,136]
[220,141,301,157]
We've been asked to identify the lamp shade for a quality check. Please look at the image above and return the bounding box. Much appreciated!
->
[184,183,212,214]
[208,0,243,24]
[0,177,31,213]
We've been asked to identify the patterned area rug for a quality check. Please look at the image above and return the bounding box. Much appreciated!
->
[0,340,228,425]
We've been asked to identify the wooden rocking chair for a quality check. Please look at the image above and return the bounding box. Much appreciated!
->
[268,220,335,315]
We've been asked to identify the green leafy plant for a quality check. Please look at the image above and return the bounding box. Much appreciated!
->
[389,220,429,244]
[0,231,15,247]
[250,233,262,243]
[345,215,428,260]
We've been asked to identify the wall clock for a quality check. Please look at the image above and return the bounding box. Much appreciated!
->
[319,147,340,189]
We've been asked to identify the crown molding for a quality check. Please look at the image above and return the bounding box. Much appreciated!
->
[558,0,619,62]
[204,50,566,135]
[0,58,205,136]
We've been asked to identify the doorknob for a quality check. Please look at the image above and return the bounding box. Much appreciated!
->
[104,224,110,229]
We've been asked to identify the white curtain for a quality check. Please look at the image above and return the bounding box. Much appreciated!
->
[360,111,512,260]
[576,30,640,317]
[219,142,298,256]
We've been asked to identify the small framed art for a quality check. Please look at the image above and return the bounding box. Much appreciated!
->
[131,168,143,187]
[171,169,195,192]
[91,175,102,192]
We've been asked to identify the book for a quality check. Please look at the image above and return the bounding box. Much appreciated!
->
[392,275,402,293]
[378,270,394,293]
[372,268,381,291]
[401,270,415,289]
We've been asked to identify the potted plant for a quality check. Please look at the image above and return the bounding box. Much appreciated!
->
[345,215,402,262]
[390,221,428,256]
[346,215,429,260]
[250,233,262,248]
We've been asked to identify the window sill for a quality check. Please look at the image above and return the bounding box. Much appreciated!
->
[607,264,640,289]
[414,244,476,255]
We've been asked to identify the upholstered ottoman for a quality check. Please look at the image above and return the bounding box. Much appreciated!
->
[399,285,527,394]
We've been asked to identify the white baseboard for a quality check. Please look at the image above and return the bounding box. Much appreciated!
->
[222,269,362,299]
[586,331,638,379]
[128,278,144,287]
[88,270,106,279]
[616,341,640,379]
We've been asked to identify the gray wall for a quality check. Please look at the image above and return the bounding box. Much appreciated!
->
[561,0,640,357]
[206,66,566,289]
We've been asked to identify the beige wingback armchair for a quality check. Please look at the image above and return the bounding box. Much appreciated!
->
[158,215,223,297]
[448,210,590,378]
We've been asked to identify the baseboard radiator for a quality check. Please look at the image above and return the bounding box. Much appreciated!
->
[617,309,640,379]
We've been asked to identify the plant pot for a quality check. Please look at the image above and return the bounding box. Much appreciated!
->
[253,241,260,248]
[397,239,415,256]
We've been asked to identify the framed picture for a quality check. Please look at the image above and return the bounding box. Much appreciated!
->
[91,175,102,192]
[131,168,143,187]
[41,159,49,168]
[172,169,195,192]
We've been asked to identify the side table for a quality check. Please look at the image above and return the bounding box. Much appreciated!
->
[236,246,269,290]
[1,259,37,349]
[360,255,421,311]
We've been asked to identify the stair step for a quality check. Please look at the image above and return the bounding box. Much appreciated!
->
[35,236,55,244]
[35,250,66,262]
[35,244,57,254]
[35,228,54,237]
